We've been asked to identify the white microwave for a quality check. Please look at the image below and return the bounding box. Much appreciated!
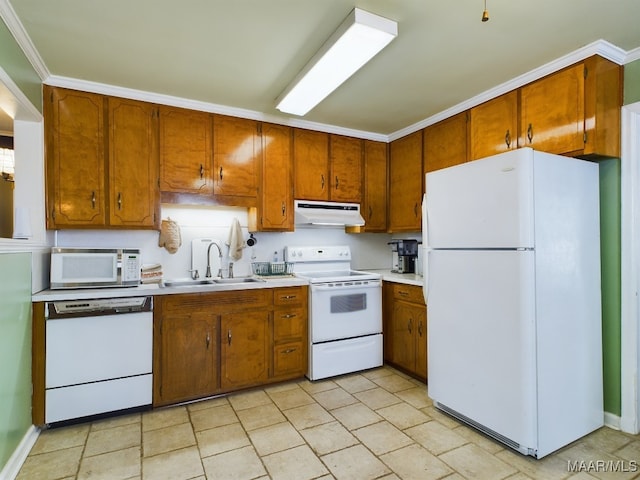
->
[50,248,141,289]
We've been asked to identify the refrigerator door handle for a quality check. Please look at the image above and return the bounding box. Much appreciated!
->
[422,194,428,248]
[423,249,430,304]
[422,193,430,304]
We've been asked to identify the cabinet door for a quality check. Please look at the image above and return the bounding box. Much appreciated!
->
[221,310,269,390]
[391,302,416,372]
[414,306,427,380]
[213,115,259,200]
[389,130,423,232]
[159,106,213,195]
[45,86,106,228]
[294,129,329,200]
[157,311,218,406]
[259,123,294,231]
[329,135,362,203]
[423,112,468,173]
[362,140,387,232]
[520,63,585,155]
[470,91,518,160]
[108,97,159,228]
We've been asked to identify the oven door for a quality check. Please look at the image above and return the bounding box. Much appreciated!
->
[310,280,382,342]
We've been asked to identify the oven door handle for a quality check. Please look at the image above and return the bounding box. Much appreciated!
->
[310,281,381,292]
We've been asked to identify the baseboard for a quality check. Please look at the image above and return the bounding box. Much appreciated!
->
[604,411,622,430]
[0,426,40,480]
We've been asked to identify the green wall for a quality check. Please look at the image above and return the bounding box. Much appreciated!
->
[0,253,32,471]
[0,16,42,112]
[624,59,640,105]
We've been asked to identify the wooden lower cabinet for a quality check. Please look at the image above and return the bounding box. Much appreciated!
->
[383,282,427,381]
[153,286,307,407]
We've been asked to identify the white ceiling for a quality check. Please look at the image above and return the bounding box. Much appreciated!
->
[3,0,640,138]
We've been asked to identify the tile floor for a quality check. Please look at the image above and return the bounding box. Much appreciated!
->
[17,366,640,480]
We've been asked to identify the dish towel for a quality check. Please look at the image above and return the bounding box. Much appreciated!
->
[226,217,245,261]
[158,217,182,254]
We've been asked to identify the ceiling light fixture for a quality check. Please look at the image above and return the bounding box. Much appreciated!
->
[275,7,397,116]
[482,0,490,22]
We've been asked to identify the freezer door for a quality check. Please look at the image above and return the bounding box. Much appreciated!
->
[427,249,537,451]
[425,149,534,249]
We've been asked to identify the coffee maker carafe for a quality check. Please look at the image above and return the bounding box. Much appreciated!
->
[388,239,418,273]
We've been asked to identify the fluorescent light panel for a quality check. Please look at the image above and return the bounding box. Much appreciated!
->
[276,8,397,116]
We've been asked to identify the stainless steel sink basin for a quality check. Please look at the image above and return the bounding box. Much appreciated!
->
[161,279,215,287]
[212,277,265,284]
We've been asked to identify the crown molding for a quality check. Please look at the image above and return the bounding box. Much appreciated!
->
[626,46,640,64]
[0,0,49,80]
[388,39,628,141]
[0,66,41,121]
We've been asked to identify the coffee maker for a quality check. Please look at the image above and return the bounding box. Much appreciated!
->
[388,239,419,274]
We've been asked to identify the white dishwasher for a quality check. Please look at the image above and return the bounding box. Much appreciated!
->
[45,296,153,424]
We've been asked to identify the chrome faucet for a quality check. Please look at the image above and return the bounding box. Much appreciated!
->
[228,262,234,279]
[205,241,223,278]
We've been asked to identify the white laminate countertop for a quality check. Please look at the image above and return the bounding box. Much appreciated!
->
[365,269,424,287]
[32,276,309,302]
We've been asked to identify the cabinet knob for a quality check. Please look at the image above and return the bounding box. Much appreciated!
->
[227,329,232,345]
[281,202,286,216]
[117,192,122,210]
[206,332,210,349]
[91,191,96,209]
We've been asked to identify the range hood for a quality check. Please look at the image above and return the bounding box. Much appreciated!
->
[294,200,365,227]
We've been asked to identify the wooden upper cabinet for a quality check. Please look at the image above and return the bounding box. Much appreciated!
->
[362,140,387,232]
[159,106,213,195]
[470,90,518,160]
[108,97,159,228]
[329,134,362,203]
[255,122,294,231]
[293,129,329,200]
[213,115,260,202]
[389,130,423,232]
[423,112,469,173]
[44,86,107,228]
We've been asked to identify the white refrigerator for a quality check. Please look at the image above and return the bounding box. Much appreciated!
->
[423,147,603,459]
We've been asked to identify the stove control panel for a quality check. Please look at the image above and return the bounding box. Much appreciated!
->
[284,245,351,263]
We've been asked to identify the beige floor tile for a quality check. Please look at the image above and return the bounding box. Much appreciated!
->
[353,420,413,455]
[142,446,204,480]
[29,424,90,455]
[201,445,266,479]
[453,424,505,454]
[265,381,301,394]
[334,374,378,393]
[405,420,469,455]
[376,402,430,430]
[282,402,335,430]
[580,427,636,454]
[142,405,189,432]
[440,444,518,480]
[236,402,286,431]
[615,439,640,461]
[554,442,640,480]
[496,447,578,480]
[380,443,453,480]
[186,395,229,412]
[84,422,141,457]
[300,420,359,455]
[331,402,383,431]
[190,403,239,432]
[361,366,395,381]
[422,406,464,429]
[268,385,315,410]
[248,421,305,456]
[394,386,433,409]
[321,444,391,480]
[77,446,140,480]
[565,473,601,480]
[17,445,83,480]
[262,444,328,480]
[312,387,358,410]
[196,422,250,457]
[353,387,402,410]
[299,378,339,394]
[371,373,417,393]
[142,422,196,457]
[91,412,141,431]
[228,389,273,411]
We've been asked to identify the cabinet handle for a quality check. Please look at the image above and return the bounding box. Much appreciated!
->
[335,176,339,189]
[227,329,232,345]
[414,203,418,218]
[505,129,511,148]
[283,348,297,354]
[91,191,96,209]
[219,166,223,180]
[321,174,325,190]
[398,290,409,296]
[200,164,204,179]
[117,192,122,210]
[281,295,296,300]
[369,206,372,220]
[418,320,423,337]
[206,332,210,349]
[527,123,533,143]
[281,202,285,216]
[281,313,297,319]
[408,318,413,334]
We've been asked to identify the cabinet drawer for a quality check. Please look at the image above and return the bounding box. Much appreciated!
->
[159,289,271,314]
[273,341,305,378]
[274,308,306,341]
[393,283,425,305]
[274,286,307,306]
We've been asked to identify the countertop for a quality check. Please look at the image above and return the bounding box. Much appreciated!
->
[365,269,424,287]
[32,276,308,302]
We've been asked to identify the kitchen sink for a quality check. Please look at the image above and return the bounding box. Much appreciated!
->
[212,277,265,284]
[161,279,215,287]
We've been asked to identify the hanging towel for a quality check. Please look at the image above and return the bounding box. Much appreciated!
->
[226,217,245,261]
[158,217,182,254]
